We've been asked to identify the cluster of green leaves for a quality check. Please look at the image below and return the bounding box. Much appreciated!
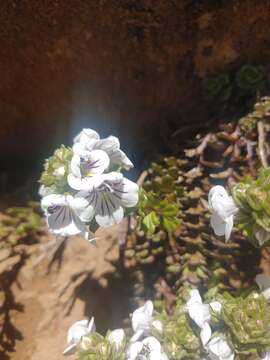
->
[202,64,265,102]
[155,303,201,359]
[137,189,181,235]
[78,332,126,360]
[216,291,270,357]
[0,202,44,248]
[40,145,72,193]
[232,167,270,247]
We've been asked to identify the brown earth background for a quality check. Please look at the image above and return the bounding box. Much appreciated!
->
[1,0,270,359]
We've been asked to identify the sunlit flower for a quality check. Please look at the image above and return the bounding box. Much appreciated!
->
[186,289,212,346]
[208,185,238,242]
[256,274,270,302]
[76,172,139,228]
[127,336,168,360]
[73,128,133,170]
[63,317,95,356]
[41,194,92,239]
[68,149,110,190]
[107,328,125,350]
[206,335,234,360]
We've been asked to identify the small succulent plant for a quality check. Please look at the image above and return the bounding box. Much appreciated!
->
[236,64,265,93]
[202,73,232,101]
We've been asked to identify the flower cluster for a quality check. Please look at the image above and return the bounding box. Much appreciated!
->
[62,279,270,360]
[62,301,168,360]
[39,129,139,240]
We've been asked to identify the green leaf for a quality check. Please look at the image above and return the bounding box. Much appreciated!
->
[142,211,159,235]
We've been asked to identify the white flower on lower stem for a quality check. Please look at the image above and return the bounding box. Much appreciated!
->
[205,335,234,360]
[107,328,125,350]
[73,128,133,170]
[131,300,154,342]
[68,148,110,191]
[41,194,92,240]
[63,317,95,356]
[186,289,212,346]
[256,274,270,302]
[127,336,168,360]
[76,172,139,228]
[208,186,238,242]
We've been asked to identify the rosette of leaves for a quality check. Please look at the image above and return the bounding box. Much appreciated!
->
[78,332,126,360]
[138,189,181,236]
[202,73,232,102]
[153,304,201,359]
[124,97,270,309]
[0,202,44,249]
[236,65,265,94]
[232,167,270,247]
[220,292,270,357]
[40,145,72,193]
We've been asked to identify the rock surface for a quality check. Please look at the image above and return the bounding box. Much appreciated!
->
[1,0,270,167]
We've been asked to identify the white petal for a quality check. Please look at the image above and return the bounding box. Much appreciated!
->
[41,194,66,210]
[127,342,143,360]
[186,289,203,307]
[82,149,110,175]
[142,336,161,352]
[210,213,226,237]
[207,336,234,360]
[63,343,77,356]
[67,173,104,191]
[95,198,124,227]
[67,319,89,344]
[112,177,139,208]
[87,317,96,333]
[74,128,100,144]
[188,302,210,329]
[107,329,125,349]
[132,300,153,333]
[70,154,82,177]
[225,216,233,242]
[200,322,211,346]
[208,186,228,207]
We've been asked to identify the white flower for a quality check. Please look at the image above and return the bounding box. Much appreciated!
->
[63,317,95,356]
[41,194,92,240]
[130,300,154,342]
[73,128,133,170]
[208,186,238,242]
[107,328,125,350]
[127,336,168,360]
[206,335,234,360]
[256,274,270,302]
[68,148,110,191]
[75,172,139,228]
[186,289,212,346]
